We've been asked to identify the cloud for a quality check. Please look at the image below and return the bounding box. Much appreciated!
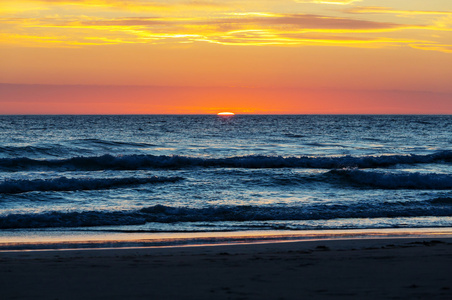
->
[1,14,425,48]
[0,0,230,14]
[2,13,407,46]
[1,7,450,52]
[435,15,452,28]
[295,0,362,5]
[343,6,452,31]
[197,30,385,46]
[345,7,452,16]
[410,44,452,53]
[66,13,400,31]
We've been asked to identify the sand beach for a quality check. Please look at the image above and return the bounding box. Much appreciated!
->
[1,237,452,299]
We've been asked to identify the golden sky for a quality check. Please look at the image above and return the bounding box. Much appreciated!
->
[1,0,451,113]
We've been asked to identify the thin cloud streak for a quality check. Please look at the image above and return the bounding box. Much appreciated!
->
[295,0,362,5]
[0,0,231,14]
[345,7,452,16]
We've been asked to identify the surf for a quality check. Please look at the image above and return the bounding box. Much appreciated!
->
[1,151,451,171]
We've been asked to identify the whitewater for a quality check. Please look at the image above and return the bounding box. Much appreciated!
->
[1,115,451,247]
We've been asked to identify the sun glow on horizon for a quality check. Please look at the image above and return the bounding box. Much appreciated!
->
[217,112,235,116]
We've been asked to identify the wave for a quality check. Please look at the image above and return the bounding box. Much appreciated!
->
[73,138,155,148]
[429,197,452,204]
[0,176,183,194]
[0,145,63,158]
[0,140,156,159]
[2,200,452,229]
[332,169,452,190]
[1,151,451,171]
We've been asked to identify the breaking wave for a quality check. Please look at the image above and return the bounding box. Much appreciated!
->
[1,201,452,229]
[332,169,452,190]
[0,176,183,194]
[1,151,451,171]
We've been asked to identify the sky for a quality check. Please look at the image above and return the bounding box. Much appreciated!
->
[0,0,451,114]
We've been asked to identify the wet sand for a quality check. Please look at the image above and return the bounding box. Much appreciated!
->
[1,238,452,299]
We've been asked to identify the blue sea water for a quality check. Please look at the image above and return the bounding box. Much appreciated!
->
[0,115,452,247]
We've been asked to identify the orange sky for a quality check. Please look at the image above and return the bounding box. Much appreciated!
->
[1,0,451,114]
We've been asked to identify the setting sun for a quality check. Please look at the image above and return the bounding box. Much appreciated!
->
[217,112,235,116]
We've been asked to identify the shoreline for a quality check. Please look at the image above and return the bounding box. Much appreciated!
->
[1,227,452,252]
[1,236,451,299]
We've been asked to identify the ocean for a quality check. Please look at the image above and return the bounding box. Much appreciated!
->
[1,115,452,249]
